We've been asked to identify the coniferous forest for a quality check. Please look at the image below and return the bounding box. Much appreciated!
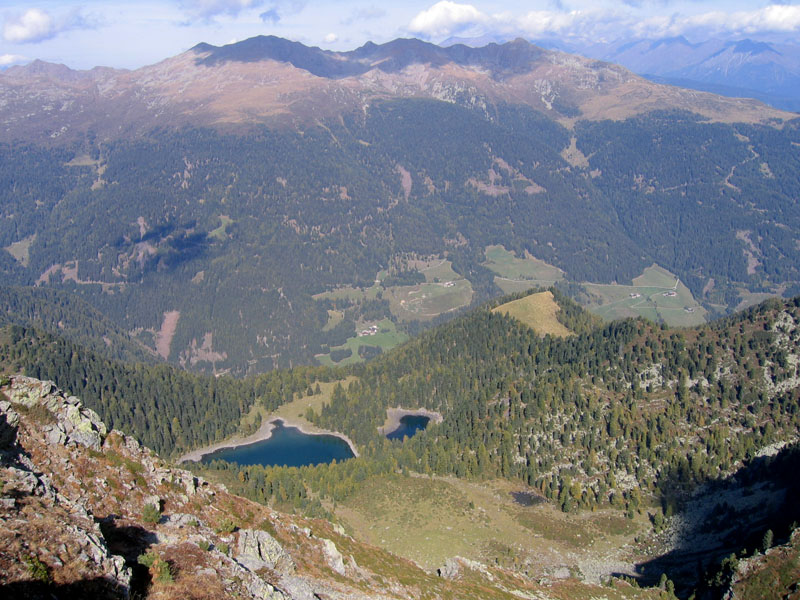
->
[3,290,798,516]
[2,104,799,374]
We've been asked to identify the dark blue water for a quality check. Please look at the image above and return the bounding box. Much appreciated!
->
[201,419,354,467]
[386,415,430,440]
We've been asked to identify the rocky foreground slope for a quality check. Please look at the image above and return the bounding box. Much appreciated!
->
[0,375,665,599]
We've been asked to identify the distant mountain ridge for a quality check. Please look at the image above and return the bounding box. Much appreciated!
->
[0,35,791,144]
[192,35,548,78]
[536,36,800,112]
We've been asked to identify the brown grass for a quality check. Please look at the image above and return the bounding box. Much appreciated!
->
[492,291,572,337]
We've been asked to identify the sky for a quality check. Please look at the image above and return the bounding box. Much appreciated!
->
[2,1,800,70]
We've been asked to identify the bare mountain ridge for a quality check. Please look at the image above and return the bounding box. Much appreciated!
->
[0,36,791,144]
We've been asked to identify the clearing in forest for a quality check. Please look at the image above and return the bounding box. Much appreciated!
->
[385,279,474,321]
[315,319,408,367]
[583,264,706,327]
[334,474,644,578]
[482,245,564,295]
[492,290,572,337]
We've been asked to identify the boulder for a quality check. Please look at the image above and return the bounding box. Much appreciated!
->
[236,528,294,573]
[320,538,346,576]
[438,557,460,580]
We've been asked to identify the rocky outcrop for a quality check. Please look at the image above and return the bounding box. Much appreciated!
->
[5,376,107,450]
[236,528,294,573]
[438,557,461,580]
[0,380,132,595]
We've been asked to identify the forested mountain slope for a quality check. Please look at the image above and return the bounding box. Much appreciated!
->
[1,106,799,374]
[0,286,155,364]
[2,289,799,596]
[1,36,799,375]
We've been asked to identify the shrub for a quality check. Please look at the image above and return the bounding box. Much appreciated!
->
[142,503,161,525]
[217,542,229,555]
[198,540,211,551]
[137,552,173,583]
[214,517,236,534]
[25,555,51,584]
[137,552,157,568]
[153,559,174,583]
[762,529,774,552]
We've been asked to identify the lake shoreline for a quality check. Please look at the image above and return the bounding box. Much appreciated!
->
[177,416,359,463]
[379,407,443,436]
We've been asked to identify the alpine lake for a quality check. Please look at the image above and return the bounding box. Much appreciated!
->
[201,419,354,467]
[386,414,431,441]
[201,412,432,467]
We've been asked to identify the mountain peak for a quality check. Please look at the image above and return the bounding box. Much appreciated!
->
[731,39,781,56]
[5,59,78,81]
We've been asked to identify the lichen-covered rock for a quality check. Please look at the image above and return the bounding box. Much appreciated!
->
[320,538,346,576]
[236,528,294,573]
[244,576,287,600]
[6,376,106,449]
[45,423,67,446]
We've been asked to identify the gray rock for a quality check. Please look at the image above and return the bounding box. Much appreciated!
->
[552,566,571,579]
[236,529,294,573]
[0,404,19,447]
[124,435,141,452]
[46,427,65,446]
[244,577,287,600]
[438,557,460,580]
[167,513,201,528]
[320,538,346,576]
[143,495,162,511]
[184,474,198,496]
[9,467,40,495]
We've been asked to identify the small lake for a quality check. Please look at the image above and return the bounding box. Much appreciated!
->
[201,420,354,467]
[386,415,430,440]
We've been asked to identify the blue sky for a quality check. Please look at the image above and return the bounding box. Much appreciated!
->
[2,1,800,70]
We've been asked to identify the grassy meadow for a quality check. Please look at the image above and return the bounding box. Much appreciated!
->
[334,473,648,580]
[492,290,573,337]
[315,318,408,367]
[584,265,707,327]
[482,245,564,295]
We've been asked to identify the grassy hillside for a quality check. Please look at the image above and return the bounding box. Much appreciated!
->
[491,290,573,337]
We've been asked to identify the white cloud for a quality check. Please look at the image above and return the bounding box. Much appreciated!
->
[259,0,306,24]
[324,32,338,43]
[409,1,488,38]
[2,7,96,44]
[408,1,800,42]
[341,6,386,26]
[634,5,800,38]
[517,9,606,38]
[180,0,267,20]
[3,8,55,43]
[0,53,27,66]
